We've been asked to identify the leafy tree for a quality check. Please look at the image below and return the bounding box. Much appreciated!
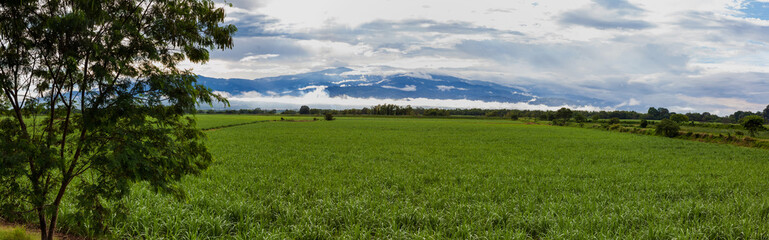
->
[591,114,600,122]
[656,119,680,138]
[555,107,573,121]
[640,119,648,128]
[647,107,659,120]
[609,117,620,125]
[741,115,766,137]
[657,108,671,120]
[763,105,769,121]
[573,113,586,123]
[670,114,689,123]
[0,1,235,239]
[299,105,311,114]
[325,113,335,121]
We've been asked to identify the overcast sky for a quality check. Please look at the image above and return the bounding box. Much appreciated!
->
[185,0,769,115]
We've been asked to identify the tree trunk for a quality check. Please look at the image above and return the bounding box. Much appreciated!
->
[37,207,47,240]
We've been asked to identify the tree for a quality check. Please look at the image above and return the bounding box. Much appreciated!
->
[555,107,573,121]
[591,114,600,122]
[325,113,335,121]
[656,119,680,138]
[573,113,586,123]
[741,115,766,137]
[647,107,660,120]
[658,108,671,120]
[640,119,648,128]
[0,1,235,239]
[670,114,689,124]
[299,105,310,114]
[609,117,620,125]
[763,105,769,121]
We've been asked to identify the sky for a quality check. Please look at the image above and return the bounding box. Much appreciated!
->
[185,0,769,115]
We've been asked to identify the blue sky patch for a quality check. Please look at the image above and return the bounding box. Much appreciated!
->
[740,1,769,20]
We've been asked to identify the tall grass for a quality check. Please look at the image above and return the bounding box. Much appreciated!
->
[53,117,769,239]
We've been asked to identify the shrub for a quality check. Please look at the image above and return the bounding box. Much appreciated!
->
[736,131,745,136]
[640,119,648,128]
[609,118,620,125]
[324,113,335,121]
[656,119,680,138]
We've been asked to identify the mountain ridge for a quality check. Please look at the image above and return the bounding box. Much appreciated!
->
[196,67,613,109]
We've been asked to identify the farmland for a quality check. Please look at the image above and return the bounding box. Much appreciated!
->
[47,115,769,239]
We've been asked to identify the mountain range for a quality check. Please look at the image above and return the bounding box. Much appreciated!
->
[196,67,614,109]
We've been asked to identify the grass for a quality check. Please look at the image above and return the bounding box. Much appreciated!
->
[193,114,317,130]
[0,226,39,240]
[48,116,769,239]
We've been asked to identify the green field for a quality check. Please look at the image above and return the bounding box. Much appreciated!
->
[54,116,769,239]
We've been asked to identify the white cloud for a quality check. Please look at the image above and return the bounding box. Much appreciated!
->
[381,85,417,91]
[239,54,279,62]
[227,86,607,111]
[193,0,769,114]
[436,85,468,91]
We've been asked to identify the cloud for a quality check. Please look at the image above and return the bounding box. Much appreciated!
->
[559,0,654,30]
[222,86,607,111]
[437,85,468,91]
[559,10,655,30]
[185,0,769,114]
[381,85,417,91]
[239,54,280,62]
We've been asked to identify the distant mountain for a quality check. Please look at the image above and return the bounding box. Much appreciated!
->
[197,67,612,108]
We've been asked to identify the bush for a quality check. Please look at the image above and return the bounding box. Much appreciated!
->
[656,119,680,138]
[640,119,648,128]
[324,113,335,121]
[609,118,620,125]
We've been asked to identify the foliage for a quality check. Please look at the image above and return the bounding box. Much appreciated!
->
[90,116,769,239]
[640,119,648,128]
[324,113,335,121]
[741,115,765,137]
[656,119,680,138]
[608,118,620,125]
[647,107,670,120]
[555,108,573,120]
[591,115,600,122]
[0,0,235,239]
[573,113,586,123]
[299,106,311,114]
[763,105,769,121]
[670,114,689,123]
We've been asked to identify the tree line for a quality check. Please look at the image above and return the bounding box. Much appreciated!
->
[197,104,769,124]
